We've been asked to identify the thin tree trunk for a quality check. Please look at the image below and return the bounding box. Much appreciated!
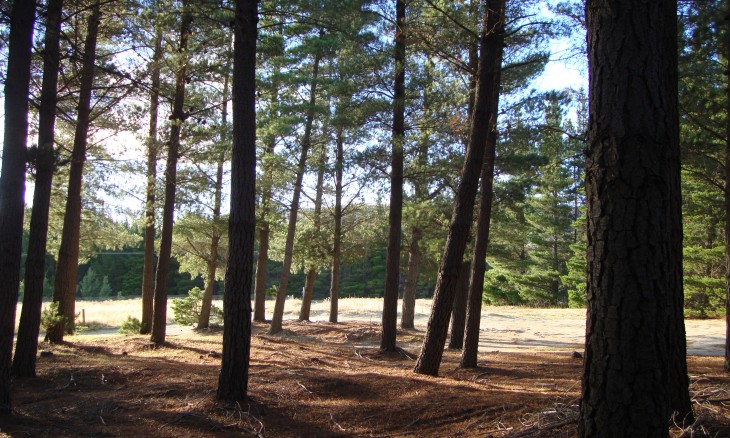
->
[448,260,471,349]
[140,27,163,335]
[12,0,62,378]
[217,0,257,401]
[381,0,407,352]
[414,0,503,376]
[461,25,504,367]
[300,145,326,321]
[270,50,322,334]
[400,228,422,329]
[198,69,229,330]
[579,0,691,434]
[151,4,192,344]
[0,0,36,413]
[329,125,344,323]
[724,0,730,375]
[46,2,101,343]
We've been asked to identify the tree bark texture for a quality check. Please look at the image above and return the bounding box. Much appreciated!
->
[217,0,257,402]
[270,50,322,334]
[400,228,422,329]
[12,0,62,378]
[448,260,471,349]
[0,0,36,413]
[151,5,192,344]
[47,2,101,342]
[579,0,692,435]
[300,146,326,321]
[330,126,344,323]
[198,69,229,330]
[140,28,163,335]
[381,0,407,352]
[461,22,504,367]
[413,0,503,376]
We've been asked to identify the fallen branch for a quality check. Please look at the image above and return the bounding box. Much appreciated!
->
[503,417,577,438]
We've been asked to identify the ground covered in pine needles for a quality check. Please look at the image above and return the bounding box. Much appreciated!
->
[1,320,729,437]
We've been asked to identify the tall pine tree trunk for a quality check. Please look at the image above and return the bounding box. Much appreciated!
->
[461,14,504,367]
[414,0,504,376]
[12,0,62,378]
[151,4,192,344]
[330,125,344,323]
[400,228,422,329]
[300,146,326,321]
[46,2,101,343]
[198,69,229,330]
[448,260,471,349]
[140,28,163,335]
[381,0,407,352]
[270,50,322,334]
[217,0,257,401]
[0,0,36,414]
[579,0,692,434]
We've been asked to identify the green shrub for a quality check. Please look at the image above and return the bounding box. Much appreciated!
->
[119,316,142,335]
[172,287,223,326]
[40,302,65,333]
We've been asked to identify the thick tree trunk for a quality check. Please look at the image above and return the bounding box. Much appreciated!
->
[381,0,407,352]
[461,26,504,368]
[579,0,691,434]
[217,0,257,401]
[140,28,163,335]
[151,5,192,344]
[46,2,101,343]
[270,51,322,334]
[12,0,62,379]
[0,0,36,414]
[329,125,344,323]
[198,70,229,330]
[400,228,422,329]
[448,260,471,350]
[414,0,504,376]
[300,146,326,321]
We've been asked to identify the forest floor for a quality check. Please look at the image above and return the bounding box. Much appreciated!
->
[2,316,730,437]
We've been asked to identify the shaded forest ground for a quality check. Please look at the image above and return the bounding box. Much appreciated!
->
[1,320,729,437]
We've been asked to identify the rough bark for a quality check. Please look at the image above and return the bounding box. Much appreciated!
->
[381,0,407,352]
[140,28,163,335]
[414,0,503,376]
[300,146,326,321]
[151,5,192,344]
[579,0,691,435]
[0,0,36,414]
[198,69,229,330]
[12,0,62,379]
[448,260,471,350]
[269,50,322,334]
[46,2,101,343]
[217,0,257,401]
[400,228,422,329]
[461,22,504,368]
[329,125,344,323]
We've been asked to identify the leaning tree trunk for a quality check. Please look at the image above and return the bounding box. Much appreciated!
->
[414,0,503,376]
[198,68,229,330]
[381,0,407,352]
[448,260,471,350]
[329,125,344,323]
[269,50,322,334]
[140,28,163,335]
[0,0,36,414]
[461,19,504,368]
[579,0,692,435]
[151,4,192,344]
[46,2,101,343]
[12,0,62,379]
[217,0,257,402]
[300,145,326,321]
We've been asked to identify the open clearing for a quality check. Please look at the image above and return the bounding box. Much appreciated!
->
[2,298,729,437]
